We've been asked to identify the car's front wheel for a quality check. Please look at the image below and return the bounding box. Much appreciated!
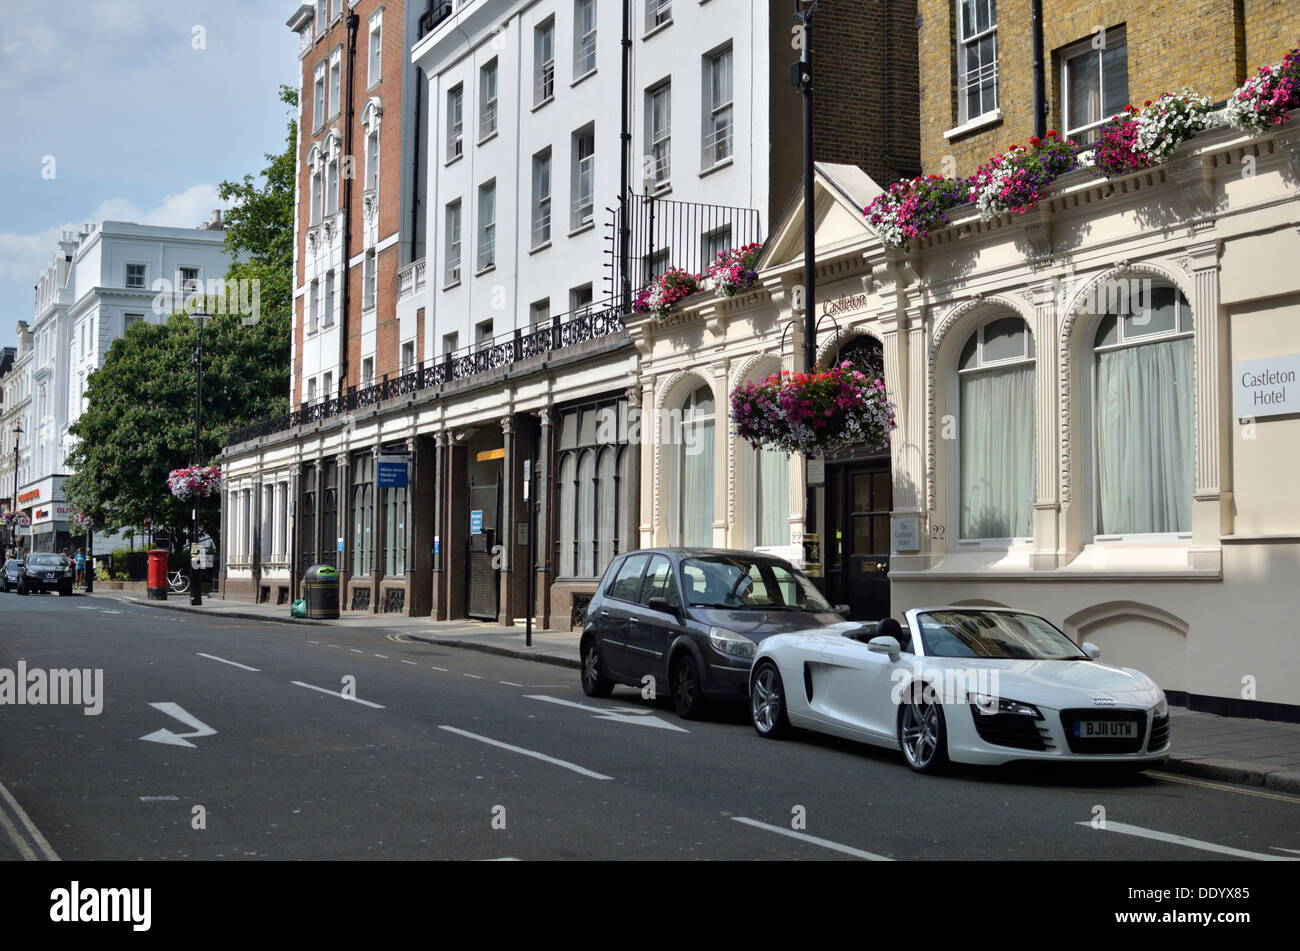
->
[750,661,791,738]
[898,693,949,774]
[580,636,614,698]
[16,577,28,596]
[671,653,707,720]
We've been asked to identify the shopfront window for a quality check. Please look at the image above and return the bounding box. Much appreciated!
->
[351,455,374,576]
[555,397,632,579]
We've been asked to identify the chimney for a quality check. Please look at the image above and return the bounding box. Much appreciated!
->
[200,209,224,231]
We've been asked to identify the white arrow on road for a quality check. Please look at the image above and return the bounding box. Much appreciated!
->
[139,702,218,748]
[525,695,689,732]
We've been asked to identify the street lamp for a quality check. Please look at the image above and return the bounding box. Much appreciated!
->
[190,308,207,606]
[11,421,22,555]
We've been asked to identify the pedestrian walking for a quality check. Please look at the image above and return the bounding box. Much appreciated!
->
[75,549,86,588]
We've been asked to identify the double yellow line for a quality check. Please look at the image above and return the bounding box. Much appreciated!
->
[0,778,59,861]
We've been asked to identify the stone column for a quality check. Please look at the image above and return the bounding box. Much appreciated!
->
[534,410,552,628]
[1030,279,1061,570]
[623,387,641,557]
[335,452,351,605]
[1188,240,1224,566]
[498,415,517,626]
[431,432,448,620]
[445,438,468,619]
[407,435,432,617]
[711,362,728,547]
[369,443,383,613]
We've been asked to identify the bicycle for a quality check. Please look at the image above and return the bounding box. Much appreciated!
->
[167,570,190,594]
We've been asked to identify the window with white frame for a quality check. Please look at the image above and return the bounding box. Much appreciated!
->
[178,266,200,296]
[310,165,323,225]
[674,384,714,547]
[445,200,462,284]
[957,0,998,124]
[1092,283,1193,536]
[704,46,733,167]
[124,313,143,333]
[475,319,494,349]
[555,398,633,578]
[309,279,320,333]
[531,148,552,248]
[647,81,671,188]
[125,263,146,288]
[572,126,595,228]
[328,52,342,118]
[443,331,459,355]
[365,129,379,191]
[331,0,342,22]
[307,377,318,403]
[957,315,1035,540]
[313,64,326,131]
[363,249,376,310]
[479,59,498,139]
[326,153,339,215]
[574,0,597,76]
[570,283,593,317]
[324,270,335,327]
[535,19,555,105]
[647,0,672,31]
[702,226,731,271]
[447,85,464,160]
[401,342,415,373]
[362,357,374,386]
[530,299,550,327]
[368,12,383,86]
[477,181,496,271]
[323,370,333,398]
[1062,26,1128,146]
[315,0,327,36]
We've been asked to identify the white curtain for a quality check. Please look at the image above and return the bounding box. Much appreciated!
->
[961,363,1036,538]
[557,455,575,576]
[596,448,616,574]
[1095,338,1194,534]
[680,419,714,547]
[755,446,789,547]
[577,451,595,577]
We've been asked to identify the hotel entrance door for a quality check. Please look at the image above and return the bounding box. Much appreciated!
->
[824,457,892,621]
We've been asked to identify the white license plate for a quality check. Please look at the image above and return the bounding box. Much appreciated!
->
[1074,719,1136,738]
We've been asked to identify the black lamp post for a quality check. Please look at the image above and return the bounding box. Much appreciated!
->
[11,421,22,556]
[190,309,207,606]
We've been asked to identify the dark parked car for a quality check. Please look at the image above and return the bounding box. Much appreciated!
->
[0,554,74,596]
[580,548,860,719]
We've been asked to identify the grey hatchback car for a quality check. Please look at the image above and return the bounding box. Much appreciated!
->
[580,548,857,719]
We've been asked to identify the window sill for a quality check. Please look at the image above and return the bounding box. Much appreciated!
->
[474,265,496,277]
[443,278,462,291]
[478,129,498,146]
[444,151,463,168]
[571,68,597,88]
[568,221,595,238]
[642,19,673,41]
[529,240,552,255]
[942,109,1003,140]
[532,95,554,113]
[649,181,672,197]
[700,156,734,178]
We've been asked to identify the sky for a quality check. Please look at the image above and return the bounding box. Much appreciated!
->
[0,0,302,352]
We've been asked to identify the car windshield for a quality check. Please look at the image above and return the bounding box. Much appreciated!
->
[680,557,833,612]
[917,610,1088,660]
[27,554,68,567]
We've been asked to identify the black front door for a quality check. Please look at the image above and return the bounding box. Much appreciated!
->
[825,457,892,621]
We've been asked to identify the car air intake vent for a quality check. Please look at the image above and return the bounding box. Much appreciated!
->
[969,708,1049,751]
[1060,709,1147,754]
[1147,714,1170,752]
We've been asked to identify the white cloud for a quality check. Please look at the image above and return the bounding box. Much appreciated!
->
[0,184,227,283]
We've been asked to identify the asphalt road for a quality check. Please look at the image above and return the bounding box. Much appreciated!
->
[0,592,1297,861]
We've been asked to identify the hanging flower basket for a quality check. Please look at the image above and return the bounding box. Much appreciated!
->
[730,362,895,458]
[706,243,763,297]
[1226,47,1300,132]
[168,465,224,500]
[69,511,94,535]
[864,174,969,251]
[633,267,703,322]
[968,130,1079,220]
[1,510,21,528]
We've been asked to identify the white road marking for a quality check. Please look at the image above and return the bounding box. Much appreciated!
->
[373,654,389,659]
[1075,821,1300,861]
[1272,847,1300,855]
[77,606,96,610]
[438,726,613,780]
[139,796,179,802]
[464,674,482,680]
[732,817,893,861]
[139,702,218,749]
[430,666,448,672]
[499,681,524,687]
[349,649,364,654]
[290,681,386,709]
[197,652,260,672]
[0,778,60,861]
[525,694,688,732]
[401,660,417,665]
[484,857,521,861]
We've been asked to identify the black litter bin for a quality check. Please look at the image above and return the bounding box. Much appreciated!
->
[304,565,341,619]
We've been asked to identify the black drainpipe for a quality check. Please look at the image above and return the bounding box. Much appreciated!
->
[1032,0,1047,138]
[340,12,360,396]
[618,0,632,314]
[410,66,424,262]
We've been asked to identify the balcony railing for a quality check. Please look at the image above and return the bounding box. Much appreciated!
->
[535,60,555,105]
[397,258,427,302]
[227,296,628,446]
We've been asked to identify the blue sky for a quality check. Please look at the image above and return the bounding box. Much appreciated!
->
[0,0,301,351]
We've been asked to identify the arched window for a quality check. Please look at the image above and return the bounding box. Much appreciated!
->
[351,455,373,576]
[958,315,1036,539]
[678,384,715,547]
[1092,283,1194,535]
[576,449,596,577]
[596,447,618,569]
[556,454,575,577]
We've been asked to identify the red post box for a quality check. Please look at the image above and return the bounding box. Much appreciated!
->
[147,549,169,601]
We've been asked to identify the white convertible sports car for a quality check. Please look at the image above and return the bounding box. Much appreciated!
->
[749,607,1171,774]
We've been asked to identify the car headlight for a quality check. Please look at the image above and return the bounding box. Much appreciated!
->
[708,627,756,659]
[968,692,1042,718]
[1153,694,1168,718]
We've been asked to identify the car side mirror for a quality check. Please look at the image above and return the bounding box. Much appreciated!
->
[647,597,679,618]
[1082,641,1101,660]
[833,603,851,616]
[867,635,901,662]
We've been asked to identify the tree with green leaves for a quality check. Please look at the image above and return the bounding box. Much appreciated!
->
[65,86,297,547]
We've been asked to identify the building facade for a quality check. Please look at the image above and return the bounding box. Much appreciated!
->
[220,0,917,625]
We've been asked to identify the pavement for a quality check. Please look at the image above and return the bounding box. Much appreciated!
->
[85,588,1300,794]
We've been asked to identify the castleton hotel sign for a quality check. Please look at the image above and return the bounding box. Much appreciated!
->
[1234,354,1300,418]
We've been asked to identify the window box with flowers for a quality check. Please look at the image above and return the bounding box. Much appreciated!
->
[730,363,895,458]
[968,130,1080,220]
[1226,46,1300,132]
[1092,91,1217,178]
[706,242,762,297]
[633,267,703,322]
[864,175,970,251]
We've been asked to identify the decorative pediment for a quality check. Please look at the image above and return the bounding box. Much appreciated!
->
[758,162,884,274]
[361,96,383,132]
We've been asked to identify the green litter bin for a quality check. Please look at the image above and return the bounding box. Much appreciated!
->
[303,565,340,619]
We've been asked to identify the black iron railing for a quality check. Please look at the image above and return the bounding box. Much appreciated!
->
[227,297,626,446]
